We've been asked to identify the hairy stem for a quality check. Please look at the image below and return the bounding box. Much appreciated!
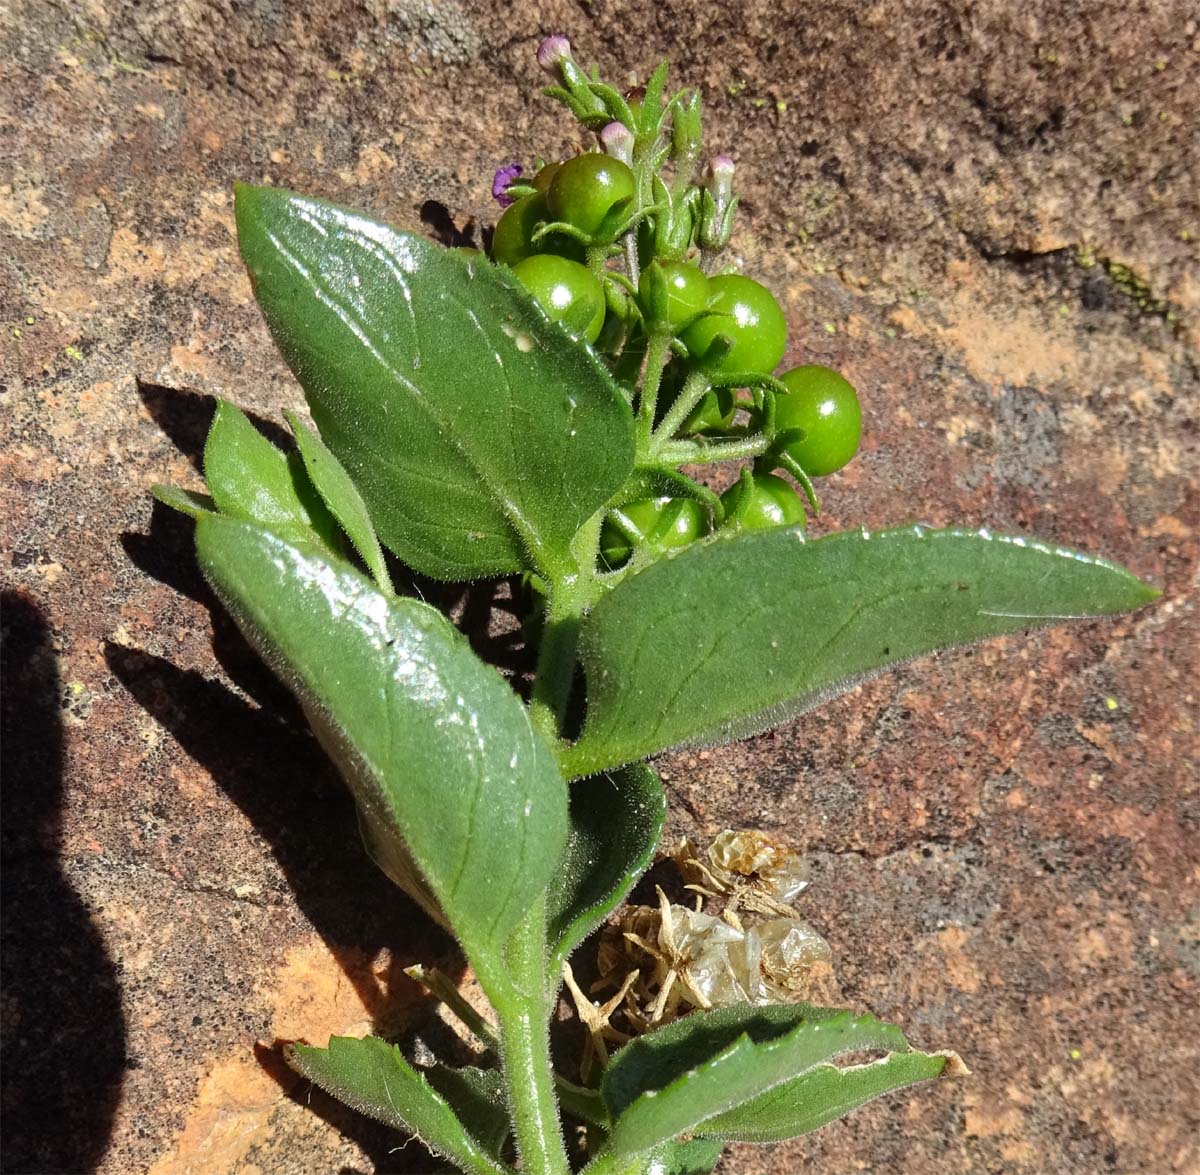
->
[528,592,583,745]
[499,901,571,1175]
[655,433,772,467]
[649,367,710,452]
[635,330,672,452]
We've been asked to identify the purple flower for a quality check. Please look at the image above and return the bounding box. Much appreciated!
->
[492,162,524,207]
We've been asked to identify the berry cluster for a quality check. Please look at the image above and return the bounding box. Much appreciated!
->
[487,38,862,573]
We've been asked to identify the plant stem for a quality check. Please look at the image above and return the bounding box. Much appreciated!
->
[650,368,710,452]
[655,433,772,466]
[529,514,603,744]
[636,329,672,453]
[499,901,571,1175]
[407,966,610,1129]
[528,592,582,744]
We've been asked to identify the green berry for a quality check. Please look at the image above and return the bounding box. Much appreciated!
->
[775,365,862,476]
[679,274,787,376]
[511,255,606,343]
[491,194,583,266]
[547,154,636,238]
[600,497,707,568]
[638,260,710,331]
[720,472,806,532]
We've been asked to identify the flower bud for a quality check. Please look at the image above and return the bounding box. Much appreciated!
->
[536,35,572,76]
[698,155,738,253]
[598,121,634,166]
[706,155,735,204]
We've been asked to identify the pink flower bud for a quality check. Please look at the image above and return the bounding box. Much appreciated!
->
[536,36,572,76]
[707,155,735,181]
[598,121,634,165]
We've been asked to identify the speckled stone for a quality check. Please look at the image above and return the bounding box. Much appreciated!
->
[2,2,1197,1173]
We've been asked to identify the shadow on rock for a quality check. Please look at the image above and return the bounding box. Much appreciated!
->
[1,592,127,1174]
[105,642,458,1029]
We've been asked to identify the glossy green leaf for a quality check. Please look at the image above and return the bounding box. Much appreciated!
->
[285,409,393,593]
[203,400,340,550]
[150,484,217,519]
[235,184,635,582]
[601,1003,955,1156]
[546,764,666,975]
[195,517,568,993]
[287,1037,508,1175]
[564,525,1159,776]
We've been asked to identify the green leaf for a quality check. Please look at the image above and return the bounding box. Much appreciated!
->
[696,1048,958,1143]
[285,409,393,593]
[235,183,635,582]
[601,1003,957,1156]
[287,1037,508,1175]
[195,517,568,994]
[203,400,340,550]
[652,1138,724,1174]
[150,484,217,519]
[546,764,666,975]
[564,525,1159,776]
[424,1064,511,1160]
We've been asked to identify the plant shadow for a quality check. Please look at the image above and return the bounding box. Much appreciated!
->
[1,592,127,1173]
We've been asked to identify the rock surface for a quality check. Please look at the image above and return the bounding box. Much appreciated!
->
[2,1,1197,1173]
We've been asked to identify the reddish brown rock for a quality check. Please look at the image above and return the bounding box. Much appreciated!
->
[2,2,1197,1172]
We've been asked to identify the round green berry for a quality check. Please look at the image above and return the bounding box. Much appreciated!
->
[679,274,787,376]
[719,472,806,533]
[600,497,707,568]
[547,154,636,238]
[511,254,606,343]
[774,365,862,476]
[638,260,710,331]
[491,194,584,266]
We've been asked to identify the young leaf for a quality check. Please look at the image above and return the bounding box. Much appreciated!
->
[287,1037,509,1175]
[563,525,1160,777]
[195,517,569,995]
[203,400,341,551]
[546,764,666,975]
[600,1003,954,1157]
[285,409,393,593]
[235,184,635,582]
[150,484,217,519]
